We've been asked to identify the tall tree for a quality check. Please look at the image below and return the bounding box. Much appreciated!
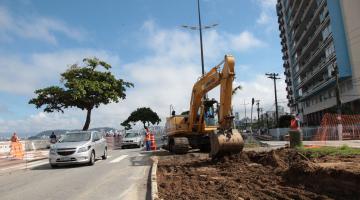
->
[29,57,134,130]
[121,107,161,130]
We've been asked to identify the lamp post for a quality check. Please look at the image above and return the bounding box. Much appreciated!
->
[181,0,218,76]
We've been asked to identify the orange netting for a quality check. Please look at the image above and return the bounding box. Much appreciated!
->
[314,113,360,141]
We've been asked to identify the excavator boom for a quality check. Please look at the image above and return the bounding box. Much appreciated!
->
[165,55,244,157]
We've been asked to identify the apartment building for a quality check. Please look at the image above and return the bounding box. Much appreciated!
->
[277,0,360,126]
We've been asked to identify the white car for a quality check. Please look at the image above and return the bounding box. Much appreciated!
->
[121,131,144,148]
[49,131,107,168]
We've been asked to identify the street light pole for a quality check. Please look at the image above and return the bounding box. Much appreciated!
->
[181,0,218,76]
[197,0,205,75]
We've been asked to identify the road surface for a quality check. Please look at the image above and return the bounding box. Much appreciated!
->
[0,148,152,200]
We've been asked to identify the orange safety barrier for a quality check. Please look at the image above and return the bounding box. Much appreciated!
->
[10,141,24,159]
[150,134,157,150]
[315,113,360,141]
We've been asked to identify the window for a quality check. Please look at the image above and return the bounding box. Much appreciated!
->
[295,64,299,73]
[322,24,331,39]
[325,42,335,58]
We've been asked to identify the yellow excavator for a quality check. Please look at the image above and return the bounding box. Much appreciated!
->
[164,55,244,157]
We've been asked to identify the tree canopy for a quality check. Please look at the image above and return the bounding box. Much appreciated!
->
[29,57,134,130]
[121,107,161,130]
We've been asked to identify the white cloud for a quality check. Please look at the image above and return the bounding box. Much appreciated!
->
[255,0,277,31]
[0,20,275,133]
[0,6,85,44]
[0,49,120,95]
[232,74,289,120]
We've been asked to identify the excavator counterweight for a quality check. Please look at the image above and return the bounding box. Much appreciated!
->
[164,55,244,157]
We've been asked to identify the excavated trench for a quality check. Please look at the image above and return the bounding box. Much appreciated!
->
[157,148,360,200]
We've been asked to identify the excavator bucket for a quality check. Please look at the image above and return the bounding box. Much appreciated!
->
[210,129,244,158]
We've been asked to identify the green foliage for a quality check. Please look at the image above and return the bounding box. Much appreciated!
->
[121,107,161,130]
[297,145,360,158]
[232,85,242,96]
[29,57,133,130]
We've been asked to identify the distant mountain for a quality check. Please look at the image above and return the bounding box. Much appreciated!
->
[28,127,118,140]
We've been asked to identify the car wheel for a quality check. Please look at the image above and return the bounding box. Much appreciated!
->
[50,164,57,168]
[102,148,107,160]
[88,151,95,166]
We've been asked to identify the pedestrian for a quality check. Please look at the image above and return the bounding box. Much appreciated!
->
[50,132,57,144]
[11,132,19,142]
[145,127,151,151]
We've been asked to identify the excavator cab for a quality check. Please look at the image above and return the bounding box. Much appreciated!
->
[203,98,217,126]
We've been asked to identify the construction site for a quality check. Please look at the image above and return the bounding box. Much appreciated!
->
[156,145,360,200]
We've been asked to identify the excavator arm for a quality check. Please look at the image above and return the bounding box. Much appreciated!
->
[187,55,244,157]
[188,55,235,131]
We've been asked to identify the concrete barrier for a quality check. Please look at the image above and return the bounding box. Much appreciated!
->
[151,156,159,200]
[0,140,50,154]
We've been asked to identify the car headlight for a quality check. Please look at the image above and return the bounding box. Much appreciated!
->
[78,145,91,153]
[50,148,57,154]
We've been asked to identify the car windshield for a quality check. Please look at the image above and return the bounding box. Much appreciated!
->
[125,132,138,138]
[59,132,91,142]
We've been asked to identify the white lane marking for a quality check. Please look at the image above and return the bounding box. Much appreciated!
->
[110,155,128,163]
[107,155,112,158]
[24,160,48,169]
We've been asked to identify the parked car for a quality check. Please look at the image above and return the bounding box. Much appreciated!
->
[49,131,107,168]
[121,131,144,148]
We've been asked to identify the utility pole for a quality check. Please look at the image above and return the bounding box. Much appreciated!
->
[260,107,264,129]
[256,100,260,123]
[250,98,255,133]
[332,65,343,140]
[266,73,281,127]
[332,66,342,115]
[266,113,270,134]
[240,100,249,129]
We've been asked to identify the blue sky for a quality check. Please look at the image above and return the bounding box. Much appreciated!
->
[0,0,287,134]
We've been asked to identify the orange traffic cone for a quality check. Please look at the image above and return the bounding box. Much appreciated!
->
[150,134,157,150]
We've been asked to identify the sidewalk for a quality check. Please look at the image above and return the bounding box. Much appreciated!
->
[260,140,360,148]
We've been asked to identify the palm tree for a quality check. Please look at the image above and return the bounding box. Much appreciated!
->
[232,85,242,96]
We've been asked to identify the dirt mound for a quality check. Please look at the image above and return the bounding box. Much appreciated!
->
[157,148,360,200]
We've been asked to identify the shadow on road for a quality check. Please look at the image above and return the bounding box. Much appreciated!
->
[31,159,103,170]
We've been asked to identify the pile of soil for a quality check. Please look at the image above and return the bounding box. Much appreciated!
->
[157,148,360,200]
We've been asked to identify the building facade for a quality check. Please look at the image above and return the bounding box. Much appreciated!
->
[277,0,360,126]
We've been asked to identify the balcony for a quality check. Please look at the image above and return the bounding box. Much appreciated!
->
[295,33,333,78]
[284,69,290,77]
[282,54,289,61]
[291,0,306,29]
[295,52,336,90]
[293,0,325,54]
[283,62,289,68]
[300,77,335,100]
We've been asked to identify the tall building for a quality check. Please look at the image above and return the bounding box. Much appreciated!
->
[277,0,360,126]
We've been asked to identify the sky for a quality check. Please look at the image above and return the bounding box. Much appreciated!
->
[0,0,288,135]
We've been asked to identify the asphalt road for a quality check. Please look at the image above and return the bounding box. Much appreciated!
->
[0,148,152,200]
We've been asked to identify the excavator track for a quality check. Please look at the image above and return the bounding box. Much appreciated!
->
[170,137,189,154]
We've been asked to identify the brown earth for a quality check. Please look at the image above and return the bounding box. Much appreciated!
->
[157,148,360,200]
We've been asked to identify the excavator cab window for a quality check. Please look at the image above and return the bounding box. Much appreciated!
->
[204,99,218,126]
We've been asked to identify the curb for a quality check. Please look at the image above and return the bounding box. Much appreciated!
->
[150,156,159,200]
